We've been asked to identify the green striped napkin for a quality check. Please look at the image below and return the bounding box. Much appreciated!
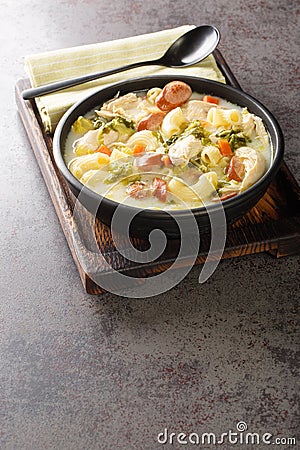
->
[25,25,225,133]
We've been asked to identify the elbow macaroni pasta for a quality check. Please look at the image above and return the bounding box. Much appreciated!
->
[161,107,187,138]
[201,145,222,166]
[207,107,241,128]
[167,177,201,203]
[110,148,130,161]
[69,153,110,179]
[127,130,159,150]
[192,172,218,201]
[222,109,242,126]
[146,87,162,104]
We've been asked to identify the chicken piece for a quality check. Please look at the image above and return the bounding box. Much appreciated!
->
[100,93,148,122]
[102,93,138,111]
[178,166,202,185]
[235,146,266,190]
[168,135,202,166]
[242,110,255,138]
[242,110,269,146]
[73,129,100,155]
[181,100,217,122]
[253,116,269,146]
[103,129,119,146]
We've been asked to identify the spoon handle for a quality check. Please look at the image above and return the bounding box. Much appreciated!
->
[22,59,161,100]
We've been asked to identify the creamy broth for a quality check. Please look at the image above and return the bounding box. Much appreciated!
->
[64,81,272,210]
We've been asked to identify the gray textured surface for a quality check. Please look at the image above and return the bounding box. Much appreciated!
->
[1,0,299,449]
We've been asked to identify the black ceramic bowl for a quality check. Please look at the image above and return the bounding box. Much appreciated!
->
[53,75,284,239]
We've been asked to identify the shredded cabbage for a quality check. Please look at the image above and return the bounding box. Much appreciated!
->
[97,116,136,145]
[72,116,94,134]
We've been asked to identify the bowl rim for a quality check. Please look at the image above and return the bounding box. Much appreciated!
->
[53,75,284,218]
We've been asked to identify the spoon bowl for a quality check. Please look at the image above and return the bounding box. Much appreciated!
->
[22,25,220,100]
[159,25,220,67]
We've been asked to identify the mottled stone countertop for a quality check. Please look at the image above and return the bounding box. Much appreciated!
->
[1,1,299,449]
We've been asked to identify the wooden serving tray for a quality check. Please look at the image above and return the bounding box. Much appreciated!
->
[15,50,300,294]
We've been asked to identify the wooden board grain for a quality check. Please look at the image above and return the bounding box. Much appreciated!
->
[15,52,300,294]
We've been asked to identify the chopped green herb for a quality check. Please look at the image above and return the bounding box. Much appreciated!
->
[106,116,136,132]
[121,175,142,186]
[165,121,209,147]
[104,160,133,184]
[152,131,165,145]
[190,158,208,173]
[92,116,109,129]
[217,129,248,150]
[201,137,212,146]
[185,121,209,139]
[96,116,136,145]
[165,133,182,146]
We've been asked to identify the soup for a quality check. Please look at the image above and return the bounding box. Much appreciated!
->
[64,81,272,210]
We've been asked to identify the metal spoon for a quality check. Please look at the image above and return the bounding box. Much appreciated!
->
[22,25,220,100]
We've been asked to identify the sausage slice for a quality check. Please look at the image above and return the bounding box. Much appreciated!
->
[152,177,167,202]
[155,81,192,112]
[134,153,163,170]
[137,112,165,131]
[126,181,149,199]
[227,156,245,182]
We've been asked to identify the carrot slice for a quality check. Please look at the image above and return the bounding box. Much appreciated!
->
[133,144,146,154]
[203,95,219,105]
[218,139,233,156]
[200,120,209,127]
[96,144,111,156]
